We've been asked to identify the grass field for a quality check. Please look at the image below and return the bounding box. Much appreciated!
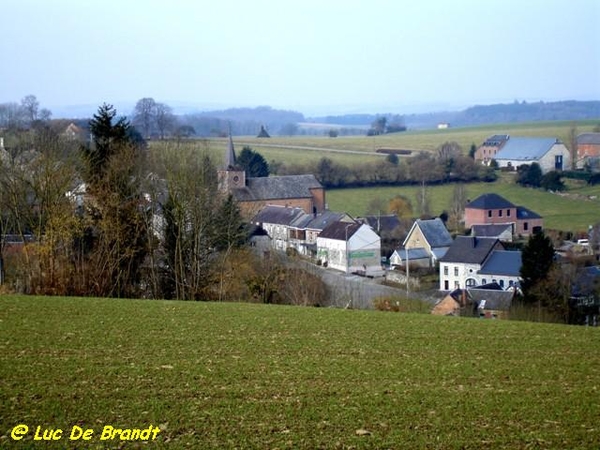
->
[326,178,600,233]
[1,295,600,449]
[152,119,600,167]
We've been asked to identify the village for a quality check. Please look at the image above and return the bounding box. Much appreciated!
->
[216,130,600,323]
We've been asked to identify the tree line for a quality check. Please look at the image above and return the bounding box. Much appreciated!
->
[271,142,497,188]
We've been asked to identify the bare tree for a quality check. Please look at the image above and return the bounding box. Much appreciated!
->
[568,123,578,170]
[132,97,156,139]
[449,183,467,231]
[155,102,176,139]
[21,95,39,124]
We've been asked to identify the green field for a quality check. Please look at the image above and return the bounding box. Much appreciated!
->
[153,119,600,167]
[1,295,600,449]
[326,178,600,233]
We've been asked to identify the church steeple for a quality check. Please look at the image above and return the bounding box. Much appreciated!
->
[218,126,246,193]
[225,128,237,169]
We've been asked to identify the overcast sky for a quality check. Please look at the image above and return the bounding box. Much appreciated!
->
[2,0,599,116]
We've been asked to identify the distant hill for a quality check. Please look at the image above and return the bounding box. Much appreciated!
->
[309,100,600,130]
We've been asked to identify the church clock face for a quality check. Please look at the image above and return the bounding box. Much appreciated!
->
[233,175,240,184]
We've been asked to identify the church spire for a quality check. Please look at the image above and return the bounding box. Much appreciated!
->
[225,124,236,169]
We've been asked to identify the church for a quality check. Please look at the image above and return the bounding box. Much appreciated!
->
[218,135,326,217]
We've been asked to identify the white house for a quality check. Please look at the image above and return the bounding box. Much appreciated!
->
[438,237,503,291]
[492,137,570,174]
[317,222,381,275]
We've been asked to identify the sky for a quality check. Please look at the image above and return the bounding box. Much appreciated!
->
[1,0,599,116]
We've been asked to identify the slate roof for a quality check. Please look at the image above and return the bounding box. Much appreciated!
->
[577,133,600,145]
[318,221,361,241]
[471,224,513,237]
[493,137,561,161]
[305,211,345,231]
[359,214,401,234]
[516,206,542,220]
[478,250,522,276]
[415,218,453,248]
[482,134,510,146]
[571,266,600,297]
[233,174,322,202]
[252,205,307,226]
[468,287,514,311]
[466,193,515,210]
[439,236,501,264]
[393,247,430,261]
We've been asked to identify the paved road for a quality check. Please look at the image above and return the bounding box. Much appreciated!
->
[298,261,439,310]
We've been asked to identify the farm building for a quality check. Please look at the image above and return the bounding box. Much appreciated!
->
[218,135,325,218]
[492,137,570,173]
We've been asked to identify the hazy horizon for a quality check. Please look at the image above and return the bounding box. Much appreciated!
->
[2,0,599,118]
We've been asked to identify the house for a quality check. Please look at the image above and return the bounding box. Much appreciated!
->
[390,218,452,268]
[251,205,307,252]
[432,284,514,318]
[464,193,543,236]
[474,134,510,165]
[389,247,431,268]
[218,135,325,217]
[317,221,381,275]
[438,236,504,290]
[576,133,600,170]
[437,122,450,129]
[251,205,350,256]
[492,137,570,173]
[471,224,513,242]
[357,214,401,236]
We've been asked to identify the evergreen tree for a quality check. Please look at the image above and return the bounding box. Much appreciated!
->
[516,163,542,187]
[520,230,555,302]
[237,146,269,177]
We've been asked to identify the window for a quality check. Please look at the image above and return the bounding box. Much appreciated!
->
[499,209,503,217]
[507,209,511,217]
[524,222,529,231]
[444,266,448,275]
[509,280,514,287]
[444,280,449,290]
[481,278,487,285]
[454,281,460,289]
[454,267,459,276]
[499,280,505,288]
[466,278,476,287]
[487,210,492,218]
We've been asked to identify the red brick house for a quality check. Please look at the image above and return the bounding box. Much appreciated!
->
[464,193,543,236]
[577,133,600,170]
[474,134,509,165]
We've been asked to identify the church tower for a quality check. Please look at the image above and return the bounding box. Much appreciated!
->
[218,132,246,193]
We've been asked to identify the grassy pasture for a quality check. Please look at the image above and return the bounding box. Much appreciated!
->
[152,119,599,167]
[1,295,600,449]
[327,179,600,233]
